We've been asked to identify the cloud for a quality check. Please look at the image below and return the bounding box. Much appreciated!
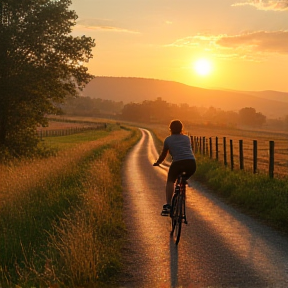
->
[232,0,288,11]
[165,34,222,48]
[75,18,139,34]
[216,31,288,54]
[167,31,288,54]
[166,31,288,62]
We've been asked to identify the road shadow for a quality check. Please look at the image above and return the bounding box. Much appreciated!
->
[169,234,179,288]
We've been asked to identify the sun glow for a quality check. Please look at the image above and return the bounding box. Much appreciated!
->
[193,58,212,76]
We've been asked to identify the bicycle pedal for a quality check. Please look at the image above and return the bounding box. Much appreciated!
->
[182,217,188,224]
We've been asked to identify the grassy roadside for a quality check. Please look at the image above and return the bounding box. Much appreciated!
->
[0,125,141,287]
[150,127,288,235]
[193,155,288,234]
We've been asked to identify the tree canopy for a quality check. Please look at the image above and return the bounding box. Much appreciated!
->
[120,99,269,129]
[239,107,266,127]
[0,0,95,157]
[61,96,124,117]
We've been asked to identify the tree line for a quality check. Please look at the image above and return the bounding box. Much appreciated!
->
[62,96,285,130]
[121,98,268,128]
[60,96,124,117]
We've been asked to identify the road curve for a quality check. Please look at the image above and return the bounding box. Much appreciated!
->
[119,128,288,288]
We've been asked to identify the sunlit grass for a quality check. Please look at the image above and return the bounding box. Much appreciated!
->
[0,130,121,203]
[42,130,111,150]
[193,155,288,232]
[0,125,141,287]
[48,149,126,285]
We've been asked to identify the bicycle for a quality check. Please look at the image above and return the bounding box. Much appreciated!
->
[170,172,188,245]
[153,162,188,245]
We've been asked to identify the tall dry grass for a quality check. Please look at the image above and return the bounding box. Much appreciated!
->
[0,130,126,203]
[48,150,126,286]
[0,127,140,287]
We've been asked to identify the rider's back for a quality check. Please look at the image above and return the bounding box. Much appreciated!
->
[164,134,195,162]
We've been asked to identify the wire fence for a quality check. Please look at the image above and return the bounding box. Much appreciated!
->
[37,122,107,139]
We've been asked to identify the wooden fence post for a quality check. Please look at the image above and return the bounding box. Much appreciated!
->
[269,141,274,178]
[199,137,202,154]
[239,140,244,170]
[253,140,257,174]
[223,137,227,166]
[203,137,205,155]
[190,136,194,151]
[230,139,234,171]
[209,137,213,159]
[215,137,218,161]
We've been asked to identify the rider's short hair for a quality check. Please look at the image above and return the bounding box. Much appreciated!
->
[169,120,183,134]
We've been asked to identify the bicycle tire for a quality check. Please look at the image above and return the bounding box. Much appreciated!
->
[172,195,183,245]
[170,194,177,233]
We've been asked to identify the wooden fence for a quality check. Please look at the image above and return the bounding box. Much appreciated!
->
[37,123,107,139]
[190,136,288,179]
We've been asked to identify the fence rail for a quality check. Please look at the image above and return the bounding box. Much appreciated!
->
[191,136,288,179]
[37,123,107,139]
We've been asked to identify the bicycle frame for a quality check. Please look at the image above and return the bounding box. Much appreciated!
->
[170,173,187,245]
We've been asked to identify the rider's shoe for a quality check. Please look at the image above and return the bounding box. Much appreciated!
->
[161,204,171,216]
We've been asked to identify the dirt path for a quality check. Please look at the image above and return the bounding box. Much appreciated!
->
[119,128,288,288]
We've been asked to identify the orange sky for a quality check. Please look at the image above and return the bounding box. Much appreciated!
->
[71,0,288,92]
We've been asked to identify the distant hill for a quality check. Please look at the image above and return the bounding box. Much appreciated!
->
[83,77,288,118]
[245,90,288,103]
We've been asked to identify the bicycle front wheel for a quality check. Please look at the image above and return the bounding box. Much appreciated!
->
[171,194,177,233]
[171,195,183,245]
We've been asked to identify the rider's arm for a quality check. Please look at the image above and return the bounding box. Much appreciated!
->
[155,147,169,165]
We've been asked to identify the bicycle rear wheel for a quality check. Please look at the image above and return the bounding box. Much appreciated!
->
[171,195,183,245]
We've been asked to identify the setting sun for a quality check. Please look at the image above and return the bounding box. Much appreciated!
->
[193,59,212,76]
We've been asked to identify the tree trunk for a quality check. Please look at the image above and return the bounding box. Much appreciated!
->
[0,114,7,146]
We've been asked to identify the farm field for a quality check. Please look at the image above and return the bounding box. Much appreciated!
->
[146,122,288,178]
[37,117,288,178]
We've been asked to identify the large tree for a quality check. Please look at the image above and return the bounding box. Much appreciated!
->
[238,107,266,128]
[0,0,95,157]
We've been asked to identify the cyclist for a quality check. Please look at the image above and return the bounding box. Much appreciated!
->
[153,120,196,216]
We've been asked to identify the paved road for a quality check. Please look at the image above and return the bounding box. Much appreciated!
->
[119,128,288,288]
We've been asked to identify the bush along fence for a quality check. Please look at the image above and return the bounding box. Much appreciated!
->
[37,123,107,139]
[190,136,288,179]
